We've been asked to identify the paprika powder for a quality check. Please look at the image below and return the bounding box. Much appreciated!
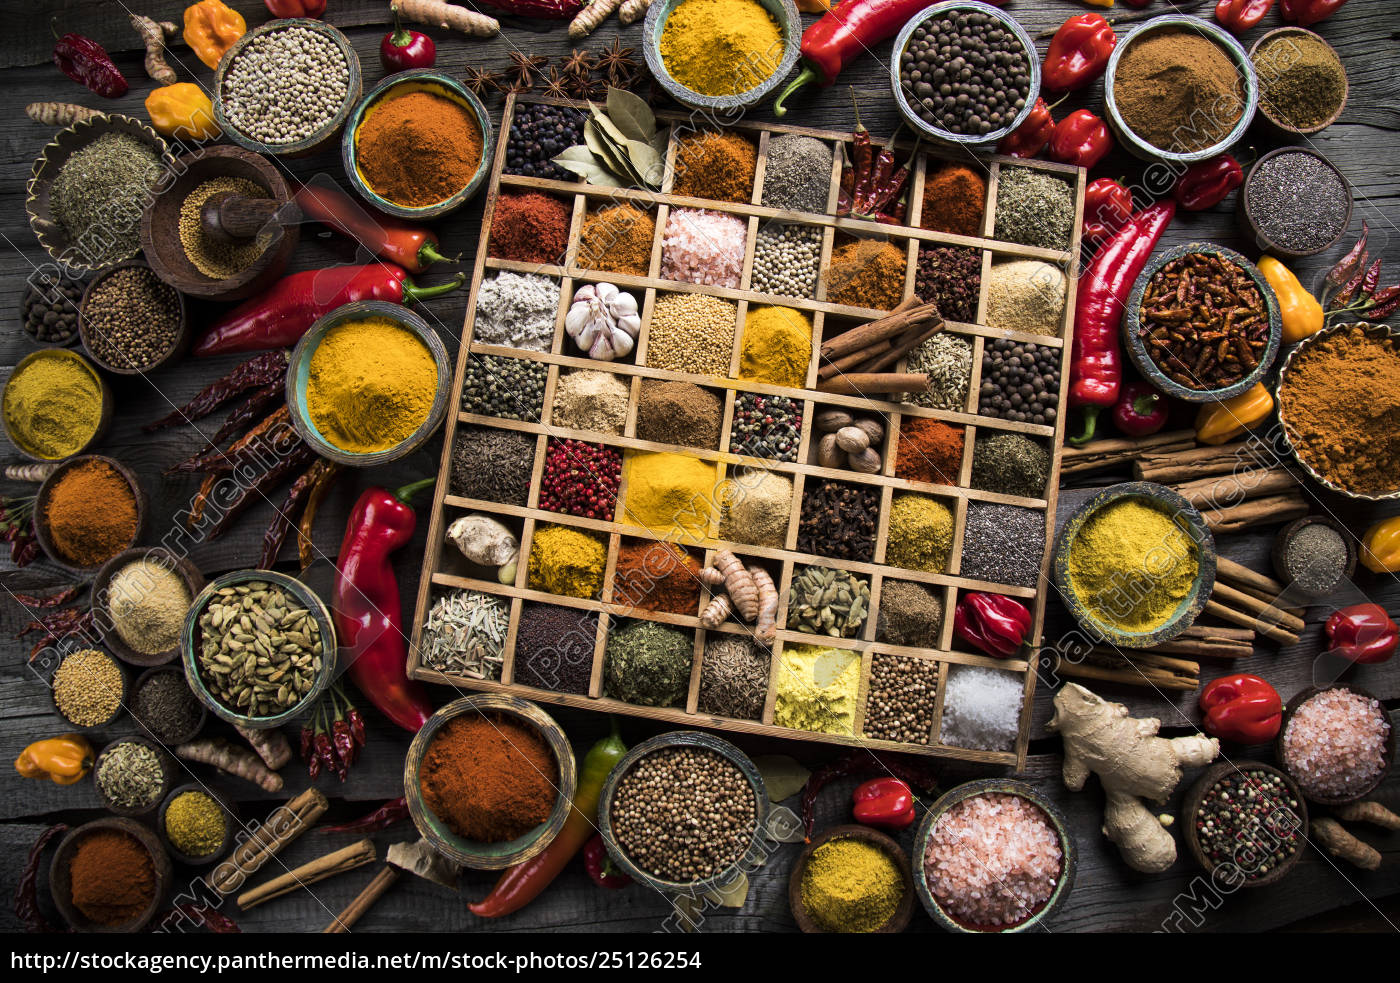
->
[419,713,558,842]
[612,540,703,615]
[41,458,138,568]
[919,163,986,237]
[488,192,570,265]
[68,828,156,926]
[355,89,484,208]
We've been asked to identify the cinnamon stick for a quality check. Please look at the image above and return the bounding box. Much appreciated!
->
[238,839,377,910]
[1215,556,1287,598]
[1202,599,1301,647]
[820,300,940,361]
[323,865,400,933]
[1133,440,1277,484]
[1144,625,1253,658]
[858,318,946,373]
[817,372,928,396]
[1054,648,1200,691]
[1172,467,1299,511]
[209,788,329,896]
[1060,429,1196,476]
[1211,581,1306,635]
[1199,493,1309,535]
[817,340,892,380]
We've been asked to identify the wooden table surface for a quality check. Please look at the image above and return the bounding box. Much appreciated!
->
[1,0,1397,935]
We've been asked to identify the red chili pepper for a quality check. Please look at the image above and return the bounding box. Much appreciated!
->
[16,823,66,933]
[334,479,439,733]
[1215,0,1276,33]
[265,0,326,16]
[1043,14,1117,92]
[583,834,632,889]
[379,9,436,71]
[52,27,128,99]
[320,796,411,834]
[1280,0,1348,27]
[1048,109,1113,170]
[851,777,916,830]
[800,751,939,840]
[773,0,945,116]
[169,903,241,933]
[1068,200,1175,444]
[295,184,455,273]
[1325,604,1399,665]
[1173,154,1244,211]
[1367,284,1400,321]
[1325,222,1368,290]
[298,724,314,763]
[192,265,464,356]
[1199,674,1284,744]
[1111,380,1168,437]
[475,0,583,16]
[1083,177,1133,248]
[953,592,1032,658]
[996,96,1057,159]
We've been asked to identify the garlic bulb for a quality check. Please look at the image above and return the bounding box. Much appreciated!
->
[566,282,641,361]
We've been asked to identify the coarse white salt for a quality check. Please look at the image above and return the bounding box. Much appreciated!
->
[940,664,1024,751]
[660,208,746,288]
[1281,687,1390,799]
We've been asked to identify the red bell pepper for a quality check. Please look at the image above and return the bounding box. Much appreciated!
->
[52,29,127,99]
[997,96,1056,159]
[1048,109,1113,170]
[333,479,438,733]
[192,265,464,356]
[1281,0,1348,27]
[380,9,436,70]
[1215,0,1276,33]
[954,593,1031,658]
[1068,200,1175,444]
[1042,14,1117,92]
[1199,674,1284,744]
[851,778,915,830]
[294,183,456,273]
[1324,604,1399,665]
[1083,177,1133,248]
[1112,381,1168,437]
[1173,154,1244,211]
[583,834,632,889]
[265,0,326,16]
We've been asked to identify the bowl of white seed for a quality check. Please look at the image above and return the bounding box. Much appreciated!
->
[213,18,363,159]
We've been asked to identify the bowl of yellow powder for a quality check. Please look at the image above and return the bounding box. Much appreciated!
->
[646,0,802,110]
[790,825,914,933]
[2,349,111,462]
[287,300,450,467]
[1052,482,1216,648]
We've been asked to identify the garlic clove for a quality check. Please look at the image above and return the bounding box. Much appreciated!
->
[572,284,598,305]
[564,304,591,339]
[616,312,642,338]
[596,282,618,304]
[609,290,638,318]
[576,321,602,351]
[610,328,635,358]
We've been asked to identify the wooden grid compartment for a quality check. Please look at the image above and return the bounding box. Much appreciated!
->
[410,95,1086,769]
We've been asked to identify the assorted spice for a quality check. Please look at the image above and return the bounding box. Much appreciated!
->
[106,557,192,657]
[528,524,608,599]
[552,370,630,434]
[513,603,598,695]
[787,567,870,639]
[604,619,693,708]
[96,740,166,810]
[1253,32,1346,131]
[961,503,1045,588]
[1193,768,1302,881]
[645,293,736,375]
[131,670,203,743]
[798,480,878,562]
[179,177,271,280]
[613,540,703,615]
[450,427,535,505]
[420,590,508,680]
[740,306,812,388]
[577,204,655,275]
[658,0,783,97]
[419,713,557,842]
[698,635,769,721]
[761,135,833,213]
[82,266,182,371]
[730,393,801,462]
[921,163,986,237]
[751,223,822,300]
[539,439,621,521]
[979,339,1060,424]
[68,828,155,926]
[876,580,944,647]
[825,240,907,311]
[49,133,161,267]
[971,432,1049,500]
[671,131,757,203]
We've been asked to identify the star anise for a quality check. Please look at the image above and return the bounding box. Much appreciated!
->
[572,75,608,101]
[541,67,572,100]
[561,49,596,78]
[462,66,503,96]
[594,37,638,79]
[508,52,548,90]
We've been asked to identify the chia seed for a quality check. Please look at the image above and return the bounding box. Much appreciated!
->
[506,103,586,181]
[729,392,802,462]
[1245,152,1350,255]
[960,502,1044,588]
[461,354,547,422]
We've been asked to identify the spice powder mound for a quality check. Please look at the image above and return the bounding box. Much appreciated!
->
[356,90,483,207]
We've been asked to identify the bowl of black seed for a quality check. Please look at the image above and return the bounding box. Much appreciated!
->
[22,271,85,348]
[130,666,206,745]
[891,1,1039,147]
[505,103,587,182]
[78,262,189,375]
[600,730,770,894]
[1240,148,1353,260]
[978,338,1061,425]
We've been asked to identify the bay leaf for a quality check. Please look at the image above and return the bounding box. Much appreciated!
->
[703,871,750,909]
[585,119,647,187]
[552,146,625,188]
[607,86,656,142]
[754,755,811,804]
[624,139,665,189]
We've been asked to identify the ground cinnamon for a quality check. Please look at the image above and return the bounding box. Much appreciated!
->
[1114,29,1244,153]
[41,459,137,566]
[356,90,483,207]
[69,829,155,925]
[419,714,557,843]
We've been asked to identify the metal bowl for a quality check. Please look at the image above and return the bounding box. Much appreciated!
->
[644,0,802,112]
[1104,14,1258,164]
[181,568,337,729]
[1239,148,1353,260]
[404,695,578,870]
[1277,322,1400,501]
[286,300,451,467]
[889,2,1041,149]
[342,70,494,220]
[1250,27,1347,136]
[50,818,171,932]
[2,346,112,463]
[912,778,1076,933]
[1123,243,1282,403]
[1052,481,1217,649]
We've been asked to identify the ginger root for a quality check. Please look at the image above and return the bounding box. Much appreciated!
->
[26,102,100,127]
[749,566,778,645]
[392,0,499,37]
[1314,817,1382,871]
[1047,683,1219,873]
[1333,800,1400,831]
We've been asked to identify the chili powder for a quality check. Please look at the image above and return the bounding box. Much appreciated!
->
[488,192,571,265]
[41,459,138,567]
[612,539,703,615]
[894,418,965,486]
[68,829,155,926]
[920,164,986,237]
[419,713,557,843]
[355,89,483,207]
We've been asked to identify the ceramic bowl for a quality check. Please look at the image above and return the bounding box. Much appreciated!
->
[1123,243,1282,403]
[50,818,172,932]
[1276,322,1400,501]
[33,454,146,574]
[286,300,451,467]
[788,824,914,933]
[49,647,127,732]
[1182,761,1308,888]
[1249,27,1347,136]
[1103,14,1258,164]
[1277,684,1395,805]
[130,665,208,746]
[1052,481,1217,648]
[598,730,771,897]
[644,0,802,112]
[1239,148,1352,260]
[1,348,112,462]
[26,113,172,275]
[140,145,299,302]
[404,695,578,870]
[92,734,175,817]
[92,547,205,668]
[889,1,1042,149]
[78,260,191,376]
[181,569,337,730]
[213,18,362,158]
[912,778,1076,933]
[342,70,494,220]
[157,784,239,867]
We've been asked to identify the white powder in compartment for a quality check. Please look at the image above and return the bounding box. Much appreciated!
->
[474,272,560,351]
[1281,687,1391,800]
[939,664,1024,751]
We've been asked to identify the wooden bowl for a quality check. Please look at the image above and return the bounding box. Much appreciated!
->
[1,348,113,462]
[157,783,239,867]
[912,778,1076,933]
[405,695,578,870]
[26,113,172,275]
[78,261,190,375]
[213,19,362,159]
[788,824,914,933]
[50,817,171,932]
[140,145,299,302]
[1271,515,1356,600]
[1250,27,1348,136]
[1278,684,1396,805]
[49,647,127,732]
[33,454,146,574]
[130,665,207,746]
[92,734,175,817]
[1182,760,1308,888]
[1239,148,1353,260]
[91,547,205,667]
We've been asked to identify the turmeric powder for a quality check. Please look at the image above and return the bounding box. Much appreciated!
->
[658,0,784,97]
[620,452,720,542]
[527,524,607,599]
[740,306,812,388]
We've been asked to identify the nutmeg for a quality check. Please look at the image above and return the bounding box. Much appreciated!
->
[848,448,882,473]
[853,417,885,445]
[835,426,869,453]
[815,409,854,433]
[817,433,844,469]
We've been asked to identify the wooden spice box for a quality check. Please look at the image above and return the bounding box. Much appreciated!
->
[409,94,1086,769]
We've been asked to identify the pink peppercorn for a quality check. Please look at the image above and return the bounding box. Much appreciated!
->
[539,438,621,520]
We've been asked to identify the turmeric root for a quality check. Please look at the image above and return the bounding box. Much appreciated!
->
[175,738,284,793]
[1314,817,1382,870]
[711,550,758,621]
[1333,800,1400,831]
[618,0,653,25]
[569,0,623,38]
[26,103,100,127]
[697,567,726,590]
[700,593,733,628]
[392,0,499,37]
[749,566,778,646]
[132,13,177,85]
[235,724,292,771]
[4,462,58,483]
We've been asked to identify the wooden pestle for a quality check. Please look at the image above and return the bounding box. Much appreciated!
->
[200,192,297,245]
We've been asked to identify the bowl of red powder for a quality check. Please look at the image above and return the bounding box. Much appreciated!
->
[406,695,577,869]
[34,454,145,574]
[50,817,171,932]
[343,70,493,220]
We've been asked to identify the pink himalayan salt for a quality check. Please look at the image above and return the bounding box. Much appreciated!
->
[1281,688,1391,800]
[660,208,746,288]
[922,792,1062,928]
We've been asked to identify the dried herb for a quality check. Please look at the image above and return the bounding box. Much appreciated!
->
[553,87,665,190]
[420,590,508,679]
[603,620,692,708]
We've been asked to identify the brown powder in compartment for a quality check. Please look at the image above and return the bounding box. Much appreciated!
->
[825,240,906,311]
[635,380,722,449]
[671,131,758,203]
[577,204,656,275]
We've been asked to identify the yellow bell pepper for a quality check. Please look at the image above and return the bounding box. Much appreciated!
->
[184,0,246,69]
[1195,383,1274,446]
[1360,516,1400,574]
[1082,0,1114,6]
[15,734,94,786]
[146,83,221,141]
[1258,256,1324,345]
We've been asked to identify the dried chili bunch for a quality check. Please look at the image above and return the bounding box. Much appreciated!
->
[300,684,367,782]
[1321,224,1400,322]
[838,95,915,224]
[17,602,94,663]
[0,495,40,567]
